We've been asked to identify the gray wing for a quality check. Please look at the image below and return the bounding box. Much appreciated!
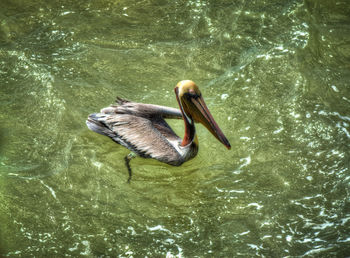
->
[86,113,184,166]
[102,98,183,120]
[86,98,186,165]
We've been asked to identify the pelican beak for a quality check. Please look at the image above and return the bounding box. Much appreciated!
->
[175,86,231,150]
[190,95,231,149]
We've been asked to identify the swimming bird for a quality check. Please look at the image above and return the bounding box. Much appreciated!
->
[86,80,231,182]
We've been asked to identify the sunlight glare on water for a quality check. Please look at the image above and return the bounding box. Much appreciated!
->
[0,0,349,256]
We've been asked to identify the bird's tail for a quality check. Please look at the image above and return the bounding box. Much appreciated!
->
[86,113,114,138]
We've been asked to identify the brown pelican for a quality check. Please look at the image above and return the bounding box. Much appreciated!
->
[86,80,231,182]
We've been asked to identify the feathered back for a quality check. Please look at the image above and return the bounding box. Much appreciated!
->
[86,98,196,166]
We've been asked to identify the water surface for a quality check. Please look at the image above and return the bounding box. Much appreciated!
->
[1,0,350,256]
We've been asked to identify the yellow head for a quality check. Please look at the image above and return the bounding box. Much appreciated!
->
[174,80,231,149]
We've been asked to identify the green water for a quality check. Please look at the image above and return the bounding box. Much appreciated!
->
[1,0,350,256]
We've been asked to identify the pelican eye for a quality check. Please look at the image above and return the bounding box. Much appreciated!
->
[185,91,201,99]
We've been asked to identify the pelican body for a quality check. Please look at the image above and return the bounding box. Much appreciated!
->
[86,80,231,181]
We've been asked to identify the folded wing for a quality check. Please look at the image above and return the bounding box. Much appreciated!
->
[86,98,185,166]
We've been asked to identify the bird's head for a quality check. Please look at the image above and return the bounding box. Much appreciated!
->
[175,80,231,149]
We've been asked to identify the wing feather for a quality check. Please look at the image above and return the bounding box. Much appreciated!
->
[96,114,184,165]
[87,98,185,166]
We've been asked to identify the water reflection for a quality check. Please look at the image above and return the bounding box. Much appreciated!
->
[1,0,349,256]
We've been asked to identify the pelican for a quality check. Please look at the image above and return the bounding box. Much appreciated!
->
[86,80,231,182]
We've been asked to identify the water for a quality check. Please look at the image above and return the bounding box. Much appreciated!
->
[1,0,350,256]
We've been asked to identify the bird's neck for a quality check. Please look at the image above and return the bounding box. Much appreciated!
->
[181,115,197,147]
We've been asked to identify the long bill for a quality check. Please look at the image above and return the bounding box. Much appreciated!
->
[176,89,231,150]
